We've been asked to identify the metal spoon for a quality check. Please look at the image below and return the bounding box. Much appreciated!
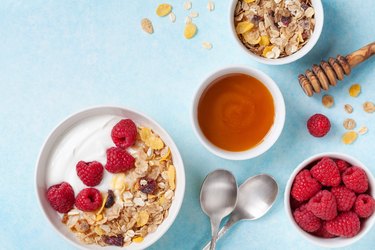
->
[202,174,278,250]
[200,169,238,250]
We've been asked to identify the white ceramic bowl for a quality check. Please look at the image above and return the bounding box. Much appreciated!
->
[35,106,185,250]
[230,0,324,65]
[284,152,375,248]
[191,66,285,160]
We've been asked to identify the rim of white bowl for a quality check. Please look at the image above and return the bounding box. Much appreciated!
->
[191,66,286,160]
[284,152,375,248]
[35,105,186,250]
[229,0,324,65]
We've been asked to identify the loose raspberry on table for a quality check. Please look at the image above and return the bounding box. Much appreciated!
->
[111,119,137,149]
[342,167,368,193]
[293,204,321,232]
[325,212,360,238]
[335,159,350,173]
[75,188,102,212]
[314,223,336,238]
[310,157,340,186]
[291,169,322,202]
[354,194,375,218]
[331,186,356,212]
[46,182,75,213]
[307,190,337,220]
[307,114,331,137]
[105,147,135,173]
[76,161,104,187]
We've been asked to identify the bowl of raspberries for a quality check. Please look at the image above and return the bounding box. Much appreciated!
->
[284,152,375,248]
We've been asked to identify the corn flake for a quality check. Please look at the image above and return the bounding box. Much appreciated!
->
[156,4,172,17]
[236,21,254,34]
[184,23,197,39]
[262,45,274,57]
[259,35,270,46]
[133,237,144,243]
[349,84,361,97]
[342,131,358,145]
[136,211,149,227]
[167,164,176,190]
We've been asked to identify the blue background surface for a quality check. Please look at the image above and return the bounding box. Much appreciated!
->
[0,0,374,249]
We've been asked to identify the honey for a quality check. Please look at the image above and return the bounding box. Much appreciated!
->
[198,73,275,152]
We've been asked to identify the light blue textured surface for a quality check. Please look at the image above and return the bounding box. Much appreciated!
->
[0,0,374,249]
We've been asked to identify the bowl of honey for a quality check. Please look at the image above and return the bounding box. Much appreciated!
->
[192,66,285,160]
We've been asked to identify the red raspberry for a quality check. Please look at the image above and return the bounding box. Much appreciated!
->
[291,169,322,202]
[75,188,102,212]
[335,159,350,173]
[325,212,360,238]
[46,182,75,213]
[354,194,375,218]
[310,157,340,186]
[76,161,104,187]
[307,190,337,220]
[307,114,331,137]
[290,197,304,211]
[331,186,356,212]
[314,224,336,238]
[105,147,135,173]
[342,167,368,193]
[111,119,137,149]
[293,204,321,232]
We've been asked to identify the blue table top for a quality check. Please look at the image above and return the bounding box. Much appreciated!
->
[1,0,374,249]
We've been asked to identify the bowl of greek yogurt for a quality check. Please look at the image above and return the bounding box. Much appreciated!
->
[35,106,185,250]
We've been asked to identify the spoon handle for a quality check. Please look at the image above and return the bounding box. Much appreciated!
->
[203,218,236,250]
[209,218,220,250]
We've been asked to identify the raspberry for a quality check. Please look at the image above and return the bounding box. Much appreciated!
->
[76,161,104,187]
[307,190,337,220]
[354,194,375,218]
[307,114,331,137]
[291,169,322,202]
[46,182,75,213]
[342,167,368,193]
[290,197,304,211]
[111,119,137,149]
[314,224,336,238]
[105,147,135,173]
[325,212,360,238]
[331,186,356,212]
[139,178,157,194]
[293,204,321,232]
[310,157,340,186]
[75,188,102,212]
[335,159,350,173]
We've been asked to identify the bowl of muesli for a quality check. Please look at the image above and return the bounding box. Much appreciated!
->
[35,106,185,249]
[231,0,323,65]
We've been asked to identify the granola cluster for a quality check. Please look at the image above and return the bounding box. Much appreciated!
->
[61,127,176,247]
[234,0,315,59]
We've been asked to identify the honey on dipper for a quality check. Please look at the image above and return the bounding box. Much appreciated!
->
[198,73,275,152]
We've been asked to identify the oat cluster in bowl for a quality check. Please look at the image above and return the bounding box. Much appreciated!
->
[234,0,315,59]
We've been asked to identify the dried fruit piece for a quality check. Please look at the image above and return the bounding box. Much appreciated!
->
[341,131,358,145]
[344,104,353,114]
[259,35,270,46]
[322,95,334,108]
[136,211,149,227]
[103,235,124,246]
[358,126,368,135]
[343,118,356,130]
[235,21,254,34]
[184,23,197,39]
[202,41,212,50]
[139,178,157,194]
[133,237,144,243]
[349,84,361,97]
[168,164,176,190]
[105,190,115,208]
[156,4,172,17]
[363,101,375,113]
[141,18,153,34]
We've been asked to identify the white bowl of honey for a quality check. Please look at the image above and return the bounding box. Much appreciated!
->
[192,66,285,160]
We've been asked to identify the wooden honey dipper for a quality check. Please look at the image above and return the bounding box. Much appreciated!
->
[298,42,375,96]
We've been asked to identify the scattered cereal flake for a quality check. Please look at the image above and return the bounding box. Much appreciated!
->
[156,3,172,17]
[190,11,199,18]
[322,94,334,108]
[202,41,213,50]
[133,237,144,243]
[343,118,356,130]
[363,101,375,113]
[183,0,192,10]
[185,16,192,24]
[141,18,153,34]
[169,12,176,23]
[344,104,353,114]
[207,1,215,11]
[358,126,368,135]
[349,84,361,97]
[259,35,270,46]
[184,23,197,39]
[262,45,275,57]
[235,21,254,34]
[342,131,358,145]
[147,136,164,150]
[167,164,176,190]
[136,211,149,227]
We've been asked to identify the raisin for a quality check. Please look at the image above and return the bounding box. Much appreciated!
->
[301,3,309,10]
[103,235,124,246]
[105,190,115,208]
[251,15,263,25]
[281,16,292,26]
[139,178,157,194]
